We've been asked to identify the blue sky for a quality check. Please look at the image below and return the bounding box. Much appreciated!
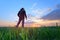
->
[0,0,60,22]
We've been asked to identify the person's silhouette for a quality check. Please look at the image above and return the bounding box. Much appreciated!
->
[16,8,27,28]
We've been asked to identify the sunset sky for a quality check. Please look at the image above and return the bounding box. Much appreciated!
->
[0,0,60,27]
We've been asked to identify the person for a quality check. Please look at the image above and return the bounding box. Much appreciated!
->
[16,8,27,28]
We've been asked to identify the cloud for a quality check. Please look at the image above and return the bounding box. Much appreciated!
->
[32,8,52,14]
[41,8,60,20]
[26,6,52,27]
[31,8,52,18]
[25,16,60,27]
[29,2,52,19]
[55,4,60,9]
[30,3,37,9]
[47,8,52,11]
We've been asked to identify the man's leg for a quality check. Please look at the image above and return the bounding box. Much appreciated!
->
[16,18,21,28]
[22,19,24,27]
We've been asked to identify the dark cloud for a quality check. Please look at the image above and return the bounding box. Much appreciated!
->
[56,4,60,9]
[41,9,60,20]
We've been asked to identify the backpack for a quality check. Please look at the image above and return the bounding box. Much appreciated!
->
[17,11,21,17]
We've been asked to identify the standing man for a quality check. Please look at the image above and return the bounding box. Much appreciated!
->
[16,8,27,28]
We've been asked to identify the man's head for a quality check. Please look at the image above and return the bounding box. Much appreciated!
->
[21,8,25,11]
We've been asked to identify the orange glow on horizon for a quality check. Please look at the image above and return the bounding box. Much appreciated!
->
[0,19,60,27]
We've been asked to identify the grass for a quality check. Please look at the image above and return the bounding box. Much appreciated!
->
[0,26,60,40]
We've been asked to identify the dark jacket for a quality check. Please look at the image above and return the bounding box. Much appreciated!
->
[18,9,27,19]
